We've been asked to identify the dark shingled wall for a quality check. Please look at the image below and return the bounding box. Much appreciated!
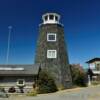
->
[35,24,72,89]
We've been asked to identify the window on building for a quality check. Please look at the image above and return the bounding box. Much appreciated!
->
[49,15,54,20]
[17,79,25,86]
[96,64,100,71]
[47,50,57,58]
[47,33,56,42]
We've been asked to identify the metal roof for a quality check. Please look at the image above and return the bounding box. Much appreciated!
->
[0,64,40,76]
[86,58,100,63]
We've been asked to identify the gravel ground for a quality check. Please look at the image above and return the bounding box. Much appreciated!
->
[1,85,100,100]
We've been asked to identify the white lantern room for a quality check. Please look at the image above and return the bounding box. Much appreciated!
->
[42,13,60,24]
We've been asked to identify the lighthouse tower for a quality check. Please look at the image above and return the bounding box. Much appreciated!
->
[35,13,72,88]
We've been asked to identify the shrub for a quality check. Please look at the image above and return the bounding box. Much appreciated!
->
[58,85,65,90]
[92,81,100,85]
[27,90,37,96]
[37,70,58,94]
[0,87,8,98]
[0,87,5,92]
[74,72,87,87]
[70,64,87,87]
[8,86,16,93]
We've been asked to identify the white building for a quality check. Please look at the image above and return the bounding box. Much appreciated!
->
[86,58,100,75]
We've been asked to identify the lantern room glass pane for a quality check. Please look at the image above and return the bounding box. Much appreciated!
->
[45,16,48,21]
[55,16,58,21]
[49,15,54,20]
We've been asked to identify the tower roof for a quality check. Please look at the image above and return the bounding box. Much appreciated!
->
[42,13,61,24]
[0,64,40,76]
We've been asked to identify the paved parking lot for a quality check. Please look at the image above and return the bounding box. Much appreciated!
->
[1,85,100,100]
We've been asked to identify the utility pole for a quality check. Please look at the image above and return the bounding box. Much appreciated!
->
[6,26,12,64]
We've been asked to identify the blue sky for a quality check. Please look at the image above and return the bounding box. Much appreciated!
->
[0,0,100,68]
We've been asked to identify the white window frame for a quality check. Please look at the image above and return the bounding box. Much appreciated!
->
[47,50,57,58]
[16,79,25,87]
[47,33,56,42]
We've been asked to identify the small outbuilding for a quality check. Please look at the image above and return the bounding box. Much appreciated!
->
[0,64,40,93]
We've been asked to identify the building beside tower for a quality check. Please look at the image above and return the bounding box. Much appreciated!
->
[35,13,72,88]
[86,58,100,81]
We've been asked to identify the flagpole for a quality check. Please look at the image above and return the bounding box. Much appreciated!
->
[6,26,12,64]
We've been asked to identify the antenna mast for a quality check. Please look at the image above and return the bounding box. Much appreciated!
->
[6,26,12,64]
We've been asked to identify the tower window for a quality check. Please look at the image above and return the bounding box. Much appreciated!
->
[47,33,56,42]
[49,15,54,20]
[47,50,57,58]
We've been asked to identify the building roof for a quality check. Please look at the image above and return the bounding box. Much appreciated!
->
[0,64,40,76]
[86,58,100,63]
